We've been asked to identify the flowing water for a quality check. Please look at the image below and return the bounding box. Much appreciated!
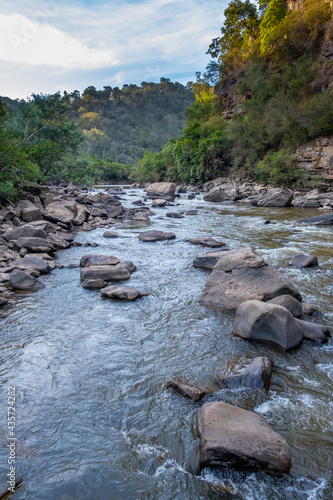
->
[0,189,332,500]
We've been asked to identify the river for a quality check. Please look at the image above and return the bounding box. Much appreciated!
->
[0,188,332,499]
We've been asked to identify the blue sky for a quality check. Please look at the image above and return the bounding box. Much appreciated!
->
[0,0,228,99]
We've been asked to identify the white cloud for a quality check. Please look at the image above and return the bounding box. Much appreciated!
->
[0,13,117,68]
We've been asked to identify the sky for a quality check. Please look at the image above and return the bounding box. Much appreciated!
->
[0,0,228,100]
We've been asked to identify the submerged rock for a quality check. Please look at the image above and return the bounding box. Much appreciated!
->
[101,286,143,301]
[232,300,304,351]
[200,247,302,310]
[167,380,206,402]
[289,253,318,268]
[9,269,45,292]
[166,212,184,219]
[186,238,226,248]
[217,357,272,391]
[197,402,291,473]
[138,230,176,242]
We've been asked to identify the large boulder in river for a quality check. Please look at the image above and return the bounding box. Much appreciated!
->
[232,300,304,351]
[289,253,318,268]
[252,188,293,207]
[217,357,272,391]
[12,256,55,274]
[9,269,45,292]
[43,202,75,225]
[80,254,120,267]
[101,286,143,301]
[200,247,302,310]
[138,230,176,242]
[197,402,291,473]
[80,264,131,282]
[203,184,238,203]
[146,182,176,200]
[299,213,333,225]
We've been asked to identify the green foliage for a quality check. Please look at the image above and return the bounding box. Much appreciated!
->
[260,0,287,56]
[253,149,310,187]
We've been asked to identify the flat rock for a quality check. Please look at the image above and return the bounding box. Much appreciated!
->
[80,264,131,282]
[2,225,48,242]
[9,269,45,292]
[193,250,230,270]
[186,238,226,248]
[289,253,318,268]
[138,230,176,242]
[200,247,302,310]
[232,300,304,351]
[12,237,58,253]
[82,279,107,289]
[186,210,198,215]
[80,254,120,267]
[101,286,143,301]
[267,295,302,318]
[197,402,291,473]
[43,202,75,225]
[296,319,330,344]
[0,296,9,306]
[166,212,184,219]
[103,231,118,238]
[133,213,150,221]
[167,380,206,402]
[12,257,54,274]
[300,213,333,225]
[217,357,272,391]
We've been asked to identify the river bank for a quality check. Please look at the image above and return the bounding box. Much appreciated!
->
[0,182,332,499]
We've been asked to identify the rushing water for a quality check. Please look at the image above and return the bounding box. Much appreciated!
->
[0,189,332,500]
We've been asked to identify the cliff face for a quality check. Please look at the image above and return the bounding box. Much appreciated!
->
[285,0,304,11]
[297,138,333,184]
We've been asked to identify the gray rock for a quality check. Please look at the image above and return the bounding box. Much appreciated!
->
[300,213,333,225]
[43,202,76,224]
[186,238,226,248]
[2,225,48,242]
[302,303,321,316]
[73,204,90,226]
[18,200,42,222]
[9,269,45,292]
[166,212,184,219]
[167,380,206,402]
[296,319,330,344]
[152,199,167,208]
[80,264,131,282]
[232,300,304,351]
[253,189,293,207]
[186,210,198,215]
[138,230,176,242]
[122,261,137,273]
[217,357,272,391]
[289,253,318,268]
[267,295,302,318]
[146,182,176,200]
[193,249,230,270]
[103,231,118,238]
[132,212,150,221]
[101,286,143,301]
[200,247,302,310]
[203,185,238,202]
[0,273,10,282]
[80,254,120,267]
[197,402,291,473]
[12,257,55,274]
[82,279,107,289]
[12,237,58,253]
[0,296,9,306]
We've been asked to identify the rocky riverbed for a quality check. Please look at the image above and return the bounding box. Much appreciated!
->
[0,181,332,499]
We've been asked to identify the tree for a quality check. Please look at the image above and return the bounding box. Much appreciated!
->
[260,0,287,55]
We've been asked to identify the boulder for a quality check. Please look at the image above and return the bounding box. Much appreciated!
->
[0,273,10,282]
[289,253,318,268]
[122,261,137,273]
[193,250,230,270]
[300,213,333,225]
[9,269,45,292]
[302,303,321,316]
[146,182,176,200]
[103,231,118,238]
[94,192,122,206]
[253,189,293,207]
[203,185,238,203]
[43,202,75,225]
[217,357,272,391]
[186,238,226,248]
[267,295,302,318]
[232,300,304,351]
[138,230,176,242]
[2,225,48,242]
[82,279,107,290]
[166,212,184,219]
[80,264,131,282]
[80,254,120,267]
[296,319,330,344]
[29,220,56,234]
[12,237,58,253]
[18,200,42,222]
[133,212,150,221]
[200,247,302,310]
[166,380,206,402]
[12,257,55,274]
[152,199,167,208]
[93,204,123,218]
[197,402,291,473]
[73,204,90,226]
[101,286,143,301]
[0,296,9,306]
[186,210,198,215]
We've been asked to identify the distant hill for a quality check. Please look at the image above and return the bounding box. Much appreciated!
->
[0,96,19,111]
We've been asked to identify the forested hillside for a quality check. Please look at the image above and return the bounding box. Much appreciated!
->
[0,79,193,199]
[135,0,333,187]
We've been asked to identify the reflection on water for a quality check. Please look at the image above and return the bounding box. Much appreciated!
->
[0,190,332,499]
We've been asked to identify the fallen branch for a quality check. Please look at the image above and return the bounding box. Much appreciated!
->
[0,478,23,499]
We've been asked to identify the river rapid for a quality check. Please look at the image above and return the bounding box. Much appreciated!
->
[0,188,332,500]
